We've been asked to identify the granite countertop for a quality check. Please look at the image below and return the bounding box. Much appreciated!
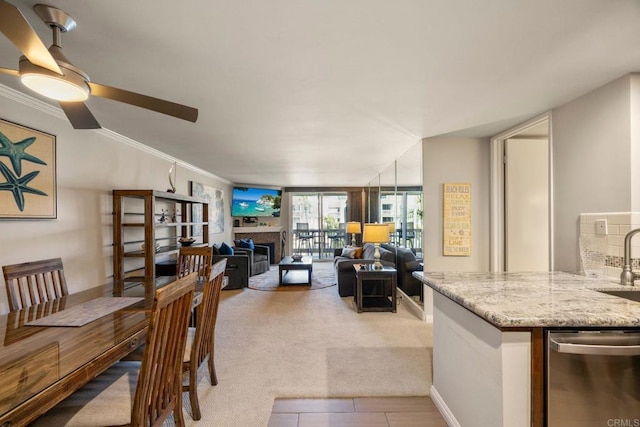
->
[414,271,640,328]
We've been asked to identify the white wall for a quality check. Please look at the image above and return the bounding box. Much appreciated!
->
[422,136,490,272]
[552,74,634,271]
[0,85,233,314]
[630,74,640,212]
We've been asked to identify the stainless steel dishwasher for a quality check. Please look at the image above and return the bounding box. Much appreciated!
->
[547,330,640,427]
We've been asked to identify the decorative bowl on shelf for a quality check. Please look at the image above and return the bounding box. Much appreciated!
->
[291,254,303,262]
[179,237,196,246]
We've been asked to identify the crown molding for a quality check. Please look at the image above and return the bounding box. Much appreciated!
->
[0,83,229,183]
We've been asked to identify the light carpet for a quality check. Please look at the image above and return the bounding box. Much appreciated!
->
[199,280,433,426]
[34,271,433,427]
[248,260,337,291]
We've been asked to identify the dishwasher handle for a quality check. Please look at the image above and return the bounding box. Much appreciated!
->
[550,337,640,356]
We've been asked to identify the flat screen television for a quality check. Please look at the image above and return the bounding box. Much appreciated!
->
[231,186,282,217]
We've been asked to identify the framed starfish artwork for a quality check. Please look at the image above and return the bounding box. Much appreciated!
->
[0,118,56,219]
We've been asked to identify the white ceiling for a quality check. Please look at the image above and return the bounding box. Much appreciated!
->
[1,0,639,187]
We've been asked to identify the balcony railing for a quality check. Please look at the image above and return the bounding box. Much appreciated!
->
[291,228,422,259]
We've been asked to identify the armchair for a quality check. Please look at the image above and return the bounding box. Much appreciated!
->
[212,254,249,289]
[233,243,270,276]
[212,244,250,289]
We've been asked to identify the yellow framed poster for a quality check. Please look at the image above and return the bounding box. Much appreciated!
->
[443,182,471,256]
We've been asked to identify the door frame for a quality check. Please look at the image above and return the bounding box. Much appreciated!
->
[489,111,553,272]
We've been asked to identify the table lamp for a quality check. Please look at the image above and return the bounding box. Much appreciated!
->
[363,223,390,269]
[346,221,361,246]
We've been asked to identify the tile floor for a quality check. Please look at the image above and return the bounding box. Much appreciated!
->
[268,396,448,427]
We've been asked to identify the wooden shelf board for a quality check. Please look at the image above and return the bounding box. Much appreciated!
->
[124,245,181,257]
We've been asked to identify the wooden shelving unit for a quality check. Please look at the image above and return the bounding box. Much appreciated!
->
[112,190,209,289]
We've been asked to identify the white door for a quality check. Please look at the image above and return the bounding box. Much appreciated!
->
[505,138,549,271]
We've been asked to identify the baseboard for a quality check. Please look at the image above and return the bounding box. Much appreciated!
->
[397,288,425,321]
[430,385,461,427]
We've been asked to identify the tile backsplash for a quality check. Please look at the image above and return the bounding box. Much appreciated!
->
[579,212,640,278]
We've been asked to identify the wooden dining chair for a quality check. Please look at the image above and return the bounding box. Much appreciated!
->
[2,257,68,312]
[182,258,227,420]
[178,245,213,327]
[177,245,213,282]
[31,272,197,427]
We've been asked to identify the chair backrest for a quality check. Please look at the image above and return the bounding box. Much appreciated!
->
[189,259,227,371]
[296,223,313,240]
[406,222,415,238]
[2,258,68,312]
[177,246,213,282]
[131,272,196,427]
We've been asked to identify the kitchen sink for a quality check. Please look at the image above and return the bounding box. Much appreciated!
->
[598,289,640,303]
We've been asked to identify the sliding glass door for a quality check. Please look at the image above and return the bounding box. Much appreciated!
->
[380,190,423,257]
[291,192,347,259]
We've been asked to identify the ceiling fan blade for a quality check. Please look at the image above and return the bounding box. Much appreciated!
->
[88,82,198,123]
[0,67,19,77]
[59,101,101,129]
[0,0,62,75]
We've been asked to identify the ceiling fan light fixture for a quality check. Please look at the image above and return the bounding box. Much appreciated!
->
[21,72,89,102]
[19,55,90,102]
[1,3,198,127]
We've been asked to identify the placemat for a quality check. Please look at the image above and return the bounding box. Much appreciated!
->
[25,297,144,327]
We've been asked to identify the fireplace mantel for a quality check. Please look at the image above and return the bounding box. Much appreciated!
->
[233,226,283,233]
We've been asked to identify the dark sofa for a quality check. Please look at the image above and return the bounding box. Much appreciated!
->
[156,247,250,290]
[381,243,423,299]
[333,243,396,297]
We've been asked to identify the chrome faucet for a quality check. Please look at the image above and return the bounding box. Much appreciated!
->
[620,228,640,286]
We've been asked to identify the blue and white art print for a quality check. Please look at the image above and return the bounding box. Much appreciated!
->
[190,181,224,235]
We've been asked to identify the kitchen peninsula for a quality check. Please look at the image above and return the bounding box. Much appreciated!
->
[414,271,640,427]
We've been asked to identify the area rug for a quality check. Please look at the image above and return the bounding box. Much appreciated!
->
[248,261,337,291]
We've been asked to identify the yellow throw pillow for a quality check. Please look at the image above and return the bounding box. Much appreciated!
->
[353,246,363,259]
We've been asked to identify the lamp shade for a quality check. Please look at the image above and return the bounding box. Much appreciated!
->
[346,222,361,234]
[386,222,396,232]
[363,223,390,244]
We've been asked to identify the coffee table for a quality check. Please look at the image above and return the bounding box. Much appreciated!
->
[279,256,313,285]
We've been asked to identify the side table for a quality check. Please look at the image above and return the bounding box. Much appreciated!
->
[353,264,397,313]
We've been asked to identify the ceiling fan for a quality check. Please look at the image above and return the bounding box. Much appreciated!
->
[0,1,198,129]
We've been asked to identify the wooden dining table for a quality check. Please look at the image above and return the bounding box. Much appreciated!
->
[0,276,191,426]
